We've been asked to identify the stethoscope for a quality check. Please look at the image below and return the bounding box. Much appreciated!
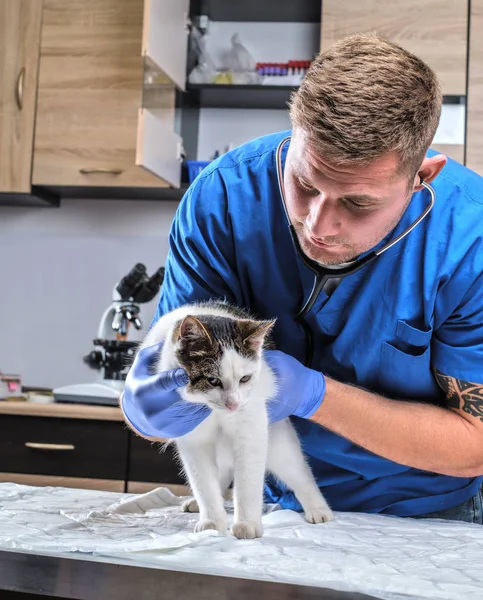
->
[275,135,436,367]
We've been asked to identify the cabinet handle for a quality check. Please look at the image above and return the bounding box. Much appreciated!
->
[25,442,75,451]
[79,168,124,175]
[16,67,25,110]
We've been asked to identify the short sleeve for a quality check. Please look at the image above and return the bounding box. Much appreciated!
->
[152,170,242,326]
[432,271,483,382]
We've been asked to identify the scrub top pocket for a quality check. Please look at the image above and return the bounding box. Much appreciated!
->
[378,319,440,400]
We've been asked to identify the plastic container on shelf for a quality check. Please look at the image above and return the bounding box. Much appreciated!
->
[186,160,211,183]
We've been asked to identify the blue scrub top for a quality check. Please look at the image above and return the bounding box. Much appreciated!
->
[154,130,483,517]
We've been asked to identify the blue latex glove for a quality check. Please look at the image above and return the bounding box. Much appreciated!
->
[264,350,326,423]
[121,341,211,439]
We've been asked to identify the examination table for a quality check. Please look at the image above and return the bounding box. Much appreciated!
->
[0,483,481,600]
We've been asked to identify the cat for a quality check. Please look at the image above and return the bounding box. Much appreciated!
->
[140,300,334,539]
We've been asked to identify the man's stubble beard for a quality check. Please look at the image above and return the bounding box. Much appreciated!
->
[292,194,412,267]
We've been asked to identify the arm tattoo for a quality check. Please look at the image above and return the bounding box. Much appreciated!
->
[434,369,483,421]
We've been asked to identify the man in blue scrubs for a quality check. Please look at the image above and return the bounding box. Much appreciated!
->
[122,34,483,523]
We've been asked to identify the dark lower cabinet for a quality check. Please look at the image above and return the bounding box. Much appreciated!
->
[0,416,129,480]
[128,434,185,485]
[0,414,186,492]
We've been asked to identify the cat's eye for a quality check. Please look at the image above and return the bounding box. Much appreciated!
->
[207,377,222,387]
[240,375,252,384]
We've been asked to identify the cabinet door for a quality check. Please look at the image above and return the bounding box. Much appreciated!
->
[136,108,182,188]
[0,415,129,480]
[142,0,190,91]
[128,433,186,486]
[32,0,178,188]
[0,0,42,193]
[320,0,468,96]
[466,0,483,174]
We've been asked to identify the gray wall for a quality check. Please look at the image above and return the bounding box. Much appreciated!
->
[0,199,178,389]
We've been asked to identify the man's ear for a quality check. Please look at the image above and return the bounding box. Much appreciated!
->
[412,154,447,192]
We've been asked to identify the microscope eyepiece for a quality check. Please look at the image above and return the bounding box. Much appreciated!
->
[116,263,147,300]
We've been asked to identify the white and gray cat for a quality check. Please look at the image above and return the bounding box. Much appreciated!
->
[141,301,334,539]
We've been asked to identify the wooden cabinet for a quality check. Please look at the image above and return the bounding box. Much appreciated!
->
[320,0,468,97]
[466,0,483,175]
[32,0,188,190]
[0,415,129,481]
[0,0,43,194]
[128,433,185,491]
[0,403,187,494]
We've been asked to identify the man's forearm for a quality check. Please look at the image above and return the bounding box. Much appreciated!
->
[312,378,483,477]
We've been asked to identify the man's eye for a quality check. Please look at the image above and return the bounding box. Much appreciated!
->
[207,377,222,387]
[343,198,372,211]
[298,178,319,196]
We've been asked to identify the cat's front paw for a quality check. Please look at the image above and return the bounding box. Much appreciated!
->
[231,520,263,539]
[304,506,335,524]
[181,498,199,513]
[194,518,226,534]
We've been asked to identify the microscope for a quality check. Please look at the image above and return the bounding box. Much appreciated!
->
[53,263,164,406]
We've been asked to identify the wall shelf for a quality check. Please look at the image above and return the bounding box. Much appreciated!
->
[185,84,298,110]
[185,85,465,112]
[195,0,321,23]
[0,188,60,208]
[0,183,191,207]
[39,185,190,204]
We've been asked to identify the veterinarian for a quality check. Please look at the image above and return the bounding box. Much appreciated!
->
[122,33,483,523]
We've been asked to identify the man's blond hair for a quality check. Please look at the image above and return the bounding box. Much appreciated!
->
[290,33,442,177]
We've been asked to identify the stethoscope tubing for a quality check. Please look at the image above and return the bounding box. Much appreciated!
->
[275,135,436,364]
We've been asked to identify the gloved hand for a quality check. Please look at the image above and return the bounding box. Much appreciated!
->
[121,341,211,439]
[264,350,326,423]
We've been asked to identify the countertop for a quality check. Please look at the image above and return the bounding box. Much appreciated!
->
[0,401,123,421]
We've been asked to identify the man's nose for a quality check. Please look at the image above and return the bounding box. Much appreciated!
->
[306,196,341,239]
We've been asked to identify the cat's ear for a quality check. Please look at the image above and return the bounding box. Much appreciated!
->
[179,315,212,344]
[240,319,276,351]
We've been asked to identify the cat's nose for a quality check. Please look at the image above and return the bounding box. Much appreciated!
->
[225,397,239,411]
